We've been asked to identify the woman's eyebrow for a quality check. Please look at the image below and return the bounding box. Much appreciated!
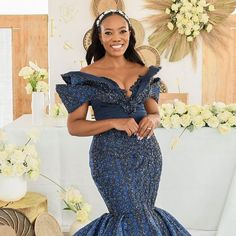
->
[103,26,128,30]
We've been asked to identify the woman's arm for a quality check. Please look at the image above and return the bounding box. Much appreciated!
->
[67,102,139,137]
[137,98,161,139]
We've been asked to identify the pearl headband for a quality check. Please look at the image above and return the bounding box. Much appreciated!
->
[96,9,131,28]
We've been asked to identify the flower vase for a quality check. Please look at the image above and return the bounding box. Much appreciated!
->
[31,92,45,126]
[69,220,90,236]
[0,175,27,201]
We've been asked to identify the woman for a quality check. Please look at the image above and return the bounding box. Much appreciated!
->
[56,9,191,236]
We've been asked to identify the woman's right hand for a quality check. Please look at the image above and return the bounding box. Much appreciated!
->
[112,118,139,136]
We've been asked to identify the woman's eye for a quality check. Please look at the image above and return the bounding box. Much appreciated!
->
[120,30,127,34]
[104,32,112,35]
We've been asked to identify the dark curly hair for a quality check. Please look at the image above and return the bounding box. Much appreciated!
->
[85,10,144,66]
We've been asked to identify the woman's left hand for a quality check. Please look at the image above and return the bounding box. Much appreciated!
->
[137,114,159,140]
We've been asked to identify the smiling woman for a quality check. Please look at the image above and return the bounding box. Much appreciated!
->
[56,8,192,236]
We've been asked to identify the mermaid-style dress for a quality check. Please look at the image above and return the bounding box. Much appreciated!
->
[56,66,191,236]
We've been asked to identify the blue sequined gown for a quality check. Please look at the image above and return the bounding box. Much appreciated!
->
[56,66,191,236]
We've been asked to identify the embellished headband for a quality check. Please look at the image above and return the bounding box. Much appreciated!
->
[96,9,131,28]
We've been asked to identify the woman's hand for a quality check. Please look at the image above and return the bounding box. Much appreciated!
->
[137,114,160,140]
[113,118,139,136]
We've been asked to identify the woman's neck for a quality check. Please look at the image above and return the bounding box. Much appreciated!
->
[99,54,130,69]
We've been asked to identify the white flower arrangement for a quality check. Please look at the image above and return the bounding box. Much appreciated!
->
[166,0,214,42]
[50,103,68,118]
[160,100,236,149]
[40,174,91,223]
[18,61,49,94]
[145,0,236,62]
[160,100,236,133]
[0,128,41,179]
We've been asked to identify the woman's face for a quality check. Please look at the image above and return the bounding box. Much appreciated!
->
[99,14,130,57]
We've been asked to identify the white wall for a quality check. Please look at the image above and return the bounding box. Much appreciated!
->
[0,0,48,14]
[49,0,204,105]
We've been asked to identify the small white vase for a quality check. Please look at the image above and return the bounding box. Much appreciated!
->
[0,175,27,201]
[69,220,90,236]
[31,92,45,126]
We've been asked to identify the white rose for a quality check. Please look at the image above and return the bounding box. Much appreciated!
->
[10,149,25,164]
[228,116,236,126]
[193,31,200,37]
[201,109,213,120]
[217,111,233,123]
[14,163,27,176]
[212,102,226,113]
[28,169,40,180]
[82,203,92,213]
[206,24,213,32]
[167,22,174,30]
[174,100,187,115]
[171,114,181,128]
[226,103,236,112]
[196,6,204,13]
[1,164,14,176]
[76,209,89,222]
[161,116,172,129]
[64,187,83,204]
[25,83,33,94]
[201,14,209,24]
[178,27,185,34]
[180,114,192,127]
[185,28,192,36]
[0,151,8,162]
[36,81,49,93]
[187,36,193,41]
[208,4,215,11]
[206,116,219,128]
[18,66,34,78]
[187,105,202,116]
[29,61,41,72]
[218,123,231,134]
[171,3,179,12]
[165,8,171,14]
[192,115,205,128]
[161,103,174,116]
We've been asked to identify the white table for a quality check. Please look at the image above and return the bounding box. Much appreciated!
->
[3,114,236,235]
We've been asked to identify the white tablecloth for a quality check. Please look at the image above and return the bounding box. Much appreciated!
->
[3,115,236,235]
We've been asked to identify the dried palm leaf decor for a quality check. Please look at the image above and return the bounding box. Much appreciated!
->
[144,0,236,63]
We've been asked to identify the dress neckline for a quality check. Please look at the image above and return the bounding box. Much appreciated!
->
[77,65,156,99]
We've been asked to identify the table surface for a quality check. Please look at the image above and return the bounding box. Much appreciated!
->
[3,114,236,235]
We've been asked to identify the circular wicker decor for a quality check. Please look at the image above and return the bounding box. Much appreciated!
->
[92,0,125,17]
[0,225,16,236]
[83,29,93,51]
[136,45,161,67]
[34,212,63,236]
[130,18,145,47]
[160,80,168,93]
[0,208,34,236]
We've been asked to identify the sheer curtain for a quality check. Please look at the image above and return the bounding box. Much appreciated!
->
[0,28,13,128]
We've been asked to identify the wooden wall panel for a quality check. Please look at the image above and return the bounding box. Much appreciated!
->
[0,15,48,119]
[202,15,236,104]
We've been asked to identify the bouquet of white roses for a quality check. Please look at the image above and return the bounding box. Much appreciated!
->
[0,129,41,179]
[18,61,49,94]
[160,100,236,134]
[166,0,215,42]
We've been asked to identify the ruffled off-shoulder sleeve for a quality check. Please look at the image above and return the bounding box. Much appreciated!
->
[56,72,96,113]
[149,77,161,103]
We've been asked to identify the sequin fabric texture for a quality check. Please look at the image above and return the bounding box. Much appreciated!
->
[56,66,191,236]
